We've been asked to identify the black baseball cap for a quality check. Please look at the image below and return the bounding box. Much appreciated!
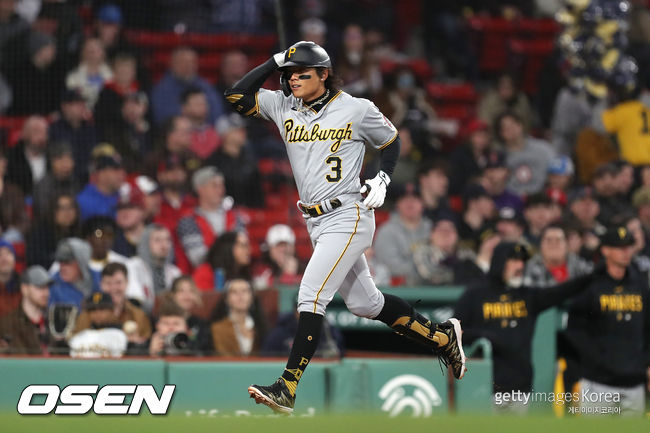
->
[600,226,635,247]
[84,292,114,311]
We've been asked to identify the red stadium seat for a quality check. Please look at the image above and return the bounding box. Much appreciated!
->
[508,38,555,95]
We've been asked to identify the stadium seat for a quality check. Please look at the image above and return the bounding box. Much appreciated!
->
[508,38,555,95]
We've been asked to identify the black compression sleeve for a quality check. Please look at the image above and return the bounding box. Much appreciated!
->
[379,135,401,176]
[227,57,278,94]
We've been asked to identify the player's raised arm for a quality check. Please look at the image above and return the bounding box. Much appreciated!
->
[223,50,287,117]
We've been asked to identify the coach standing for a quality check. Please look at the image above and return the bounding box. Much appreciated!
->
[566,226,650,416]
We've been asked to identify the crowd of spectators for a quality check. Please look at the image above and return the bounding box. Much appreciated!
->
[0,0,649,363]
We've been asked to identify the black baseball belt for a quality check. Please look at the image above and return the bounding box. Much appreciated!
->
[298,198,342,217]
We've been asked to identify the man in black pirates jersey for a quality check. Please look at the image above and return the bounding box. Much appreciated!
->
[454,241,597,413]
[565,226,650,416]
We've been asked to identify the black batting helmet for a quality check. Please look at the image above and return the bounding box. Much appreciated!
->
[279,41,332,96]
[280,41,331,69]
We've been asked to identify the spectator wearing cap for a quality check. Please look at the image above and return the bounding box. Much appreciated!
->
[181,87,220,159]
[565,227,650,416]
[126,224,181,312]
[413,215,478,285]
[94,53,139,134]
[0,239,20,316]
[632,187,650,235]
[151,46,224,125]
[4,30,64,115]
[592,162,631,226]
[458,184,495,252]
[176,167,243,273]
[114,176,160,257]
[0,265,52,354]
[192,231,252,291]
[417,161,455,223]
[5,115,49,197]
[374,183,431,285]
[495,207,526,243]
[49,89,98,184]
[496,111,555,197]
[26,192,81,269]
[480,150,524,213]
[523,193,555,247]
[524,224,593,288]
[48,238,97,310]
[101,91,151,173]
[76,153,125,221]
[32,141,80,220]
[72,262,151,345]
[65,37,113,108]
[153,154,197,234]
[206,114,264,208]
[546,155,574,193]
[253,225,302,290]
[67,292,128,358]
[449,118,493,195]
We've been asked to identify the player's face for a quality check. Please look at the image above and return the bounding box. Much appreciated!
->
[285,67,326,101]
[602,245,634,269]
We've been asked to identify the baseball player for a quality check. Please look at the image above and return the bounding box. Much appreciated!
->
[225,41,466,414]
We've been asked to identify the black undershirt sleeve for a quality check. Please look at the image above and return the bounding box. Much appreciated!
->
[379,135,400,177]
[224,57,277,115]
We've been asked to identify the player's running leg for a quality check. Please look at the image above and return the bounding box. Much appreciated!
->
[338,255,467,379]
[248,205,372,414]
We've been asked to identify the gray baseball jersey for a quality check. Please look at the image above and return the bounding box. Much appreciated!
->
[257,89,397,204]
[250,88,396,317]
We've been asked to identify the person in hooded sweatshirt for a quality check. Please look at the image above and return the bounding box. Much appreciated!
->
[454,241,598,413]
[125,224,181,313]
[48,238,97,309]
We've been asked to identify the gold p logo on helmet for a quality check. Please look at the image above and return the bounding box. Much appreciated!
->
[287,47,296,58]
[618,227,627,239]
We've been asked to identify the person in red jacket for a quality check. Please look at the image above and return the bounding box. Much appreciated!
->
[176,167,242,273]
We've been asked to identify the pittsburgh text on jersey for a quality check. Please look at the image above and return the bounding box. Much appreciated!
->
[284,119,353,152]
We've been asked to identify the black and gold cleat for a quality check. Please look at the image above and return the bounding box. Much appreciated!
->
[248,378,295,414]
[433,318,467,379]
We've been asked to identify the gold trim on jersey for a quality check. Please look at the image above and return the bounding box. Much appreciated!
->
[246,91,260,117]
[313,204,361,313]
[225,93,243,103]
[320,90,342,111]
[378,131,398,150]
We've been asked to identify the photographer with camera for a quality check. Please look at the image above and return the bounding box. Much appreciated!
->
[148,299,197,356]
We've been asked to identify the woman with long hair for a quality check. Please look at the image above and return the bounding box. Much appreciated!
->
[210,278,267,357]
[192,230,251,291]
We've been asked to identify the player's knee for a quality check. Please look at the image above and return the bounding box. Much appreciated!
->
[346,293,384,319]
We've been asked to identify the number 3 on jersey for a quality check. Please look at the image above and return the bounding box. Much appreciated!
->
[325,156,342,182]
